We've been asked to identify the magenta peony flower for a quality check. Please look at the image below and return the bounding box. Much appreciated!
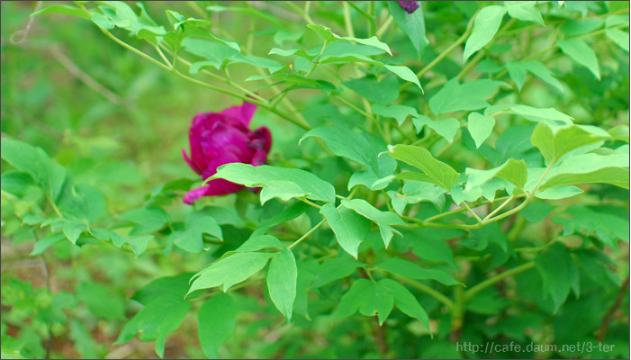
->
[398,1,419,14]
[182,101,272,204]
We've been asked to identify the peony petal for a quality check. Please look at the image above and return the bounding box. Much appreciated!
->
[254,126,273,154]
[398,1,419,14]
[220,101,258,127]
[182,148,202,175]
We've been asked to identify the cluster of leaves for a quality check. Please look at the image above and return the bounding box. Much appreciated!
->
[2,1,629,359]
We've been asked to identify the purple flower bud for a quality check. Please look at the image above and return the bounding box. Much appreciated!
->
[182,101,272,204]
[398,1,419,14]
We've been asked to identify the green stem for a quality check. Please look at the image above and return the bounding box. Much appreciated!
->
[343,2,355,38]
[392,274,454,309]
[375,16,393,38]
[289,219,326,249]
[464,262,536,301]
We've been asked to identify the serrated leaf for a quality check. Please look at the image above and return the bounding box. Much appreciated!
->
[463,5,507,62]
[341,199,406,248]
[557,38,601,79]
[267,248,298,321]
[209,163,336,205]
[198,293,237,359]
[320,204,371,259]
[188,252,275,294]
[388,145,460,190]
[468,113,496,148]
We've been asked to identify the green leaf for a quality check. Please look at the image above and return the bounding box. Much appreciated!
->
[320,204,371,259]
[388,145,460,190]
[530,122,611,164]
[463,5,507,62]
[336,279,394,325]
[96,1,167,37]
[384,65,423,92]
[375,258,461,286]
[552,205,629,249]
[557,38,601,79]
[31,4,91,19]
[492,123,537,165]
[371,104,418,125]
[411,230,459,269]
[387,181,447,215]
[1,138,67,203]
[172,212,223,253]
[505,1,544,25]
[465,158,528,191]
[506,61,564,92]
[1,346,24,360]
[111,233,153,256]
[343,75,399,105]
[311,256,365,288]
[118,207,170,235]
[198,293,237,359]
[267,248,298,321]
[77,282,125,320]
[209,163,336,205]
[378,279,430,331]
[116,293,190,358]
[485,104,573,124]
[387,0,429,57]
[535,243,573,312]
[520,201,554,223]
[207,5,285,28]
[188,252,275,294]
[306,24,392,55]
[230,54,284,73]
[429,78,505,115]
[467,113,496,148]
[301,126,396,185]
[30,233,65,256]
[538,153,629,190]
[413,115,460,142]
[535,185,583,200]
[62,221,88,245]
[606,28,630,52]
[182,38,240,71]
[133,273,193,305]
[341,199,406,248]
[235,235,283,253]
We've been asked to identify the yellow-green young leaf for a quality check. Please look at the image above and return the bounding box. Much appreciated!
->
[188,252,275,294]
[384,65,423,91]
[557,38,601,79]
[413,115,460,142]
[485,104,573,124]
[606,28,630,52]
[197,293,237,359]
[267,248,298,322]
[209,163,336,205]
[372,104,419,125]
[320,204,371,259]
[535,185,584,200]
[608,125,630,142]
[468,113,496,148]
[538,153,629,190]
[505,1,545,25]
[235,235,283,253]
[530,122,612,164]
[463,6,507,62]
[375,258,461,286]
[306,24,392,55]
[388,145,460,190]
[341,199,406,248]
[31,4,91,19]
[465,158,528,191]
